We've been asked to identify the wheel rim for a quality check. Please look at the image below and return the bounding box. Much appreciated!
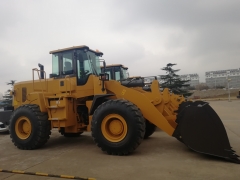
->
[101,114,128,142]
[15,116,32,139]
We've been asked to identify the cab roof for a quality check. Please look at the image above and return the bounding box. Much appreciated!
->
[104,64,128,69]
[49,45,103,56]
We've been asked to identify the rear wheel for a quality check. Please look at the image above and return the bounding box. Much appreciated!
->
[144,120,156,139]
[91,99,145,155]
[9,104,51,149]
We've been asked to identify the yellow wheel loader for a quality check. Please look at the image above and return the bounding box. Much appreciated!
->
[101,63,145,88]
[101,64,129,81]
[8,45,240,163]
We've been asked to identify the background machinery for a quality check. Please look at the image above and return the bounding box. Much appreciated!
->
[101,64,149,89]
[7,45,240,163]
[102,64,129,81]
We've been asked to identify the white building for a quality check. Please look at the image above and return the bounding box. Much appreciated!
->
[205,68,240,88]
[179,74,200,87]
[144,76,164,85]
[144,74,199,87]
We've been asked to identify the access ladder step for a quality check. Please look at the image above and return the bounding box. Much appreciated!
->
[47,105,65,109]
[48,117,66,121]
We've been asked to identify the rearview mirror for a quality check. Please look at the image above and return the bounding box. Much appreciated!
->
[99,73,109,81]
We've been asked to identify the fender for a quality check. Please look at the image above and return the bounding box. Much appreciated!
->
[89,94,114,115]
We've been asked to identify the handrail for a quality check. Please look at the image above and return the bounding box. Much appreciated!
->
[32,68,47,91]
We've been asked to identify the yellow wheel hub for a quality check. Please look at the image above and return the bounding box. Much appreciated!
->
[101,114,128,142]
[15,116,32,140]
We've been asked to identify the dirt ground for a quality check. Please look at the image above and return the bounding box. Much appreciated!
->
[0,100,240,180]
[189,89,239,99]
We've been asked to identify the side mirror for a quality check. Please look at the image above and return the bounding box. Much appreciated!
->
[99,73,109,81]
[99,73,109,92]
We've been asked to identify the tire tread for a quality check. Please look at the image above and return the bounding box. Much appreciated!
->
[91,99,145,155]
[9,104,51,150]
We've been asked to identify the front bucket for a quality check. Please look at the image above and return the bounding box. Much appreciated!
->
[173,101,240,163]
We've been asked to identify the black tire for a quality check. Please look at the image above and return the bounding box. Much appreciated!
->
[91,99,145,155]
[4,106,14,111]
[144,120,156,139]
[9,104,51,149]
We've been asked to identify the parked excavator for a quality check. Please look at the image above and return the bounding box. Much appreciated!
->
[6,45,239,163]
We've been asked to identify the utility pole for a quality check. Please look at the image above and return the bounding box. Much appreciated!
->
[227,77,231,102]
[215,78,216,89]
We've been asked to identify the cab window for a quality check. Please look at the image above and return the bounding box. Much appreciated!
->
[62,52,73,75]
[76,50,91,85]
[115,71,121,81]
[52,54,59,76]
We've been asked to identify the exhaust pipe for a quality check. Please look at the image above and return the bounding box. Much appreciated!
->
[38,63,44,79]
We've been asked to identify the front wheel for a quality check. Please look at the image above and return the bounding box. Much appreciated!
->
[9,104,51,149]
[91,99,145,155]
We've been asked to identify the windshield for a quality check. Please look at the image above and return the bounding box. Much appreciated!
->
[86,51,101,75]
[122,68,129,79]
[51,48,102,77]
[76,49,102,85]
[102,66,129,81]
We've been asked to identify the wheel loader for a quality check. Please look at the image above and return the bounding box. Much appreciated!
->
[101,63,151,89]
[101,64,129,81]
[8,45,240,163]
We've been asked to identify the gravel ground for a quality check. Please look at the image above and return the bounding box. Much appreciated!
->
[189,89,239,99]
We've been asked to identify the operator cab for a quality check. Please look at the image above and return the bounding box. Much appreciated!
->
[49,45,103,85]
[102,64,129,81]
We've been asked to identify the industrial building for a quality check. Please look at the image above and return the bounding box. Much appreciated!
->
[179,74,200,87]
[144,76,164,85]
[205,68,240,88]
[144,74,199,88]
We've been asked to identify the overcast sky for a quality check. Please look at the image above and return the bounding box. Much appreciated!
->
[0,0,240,94]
